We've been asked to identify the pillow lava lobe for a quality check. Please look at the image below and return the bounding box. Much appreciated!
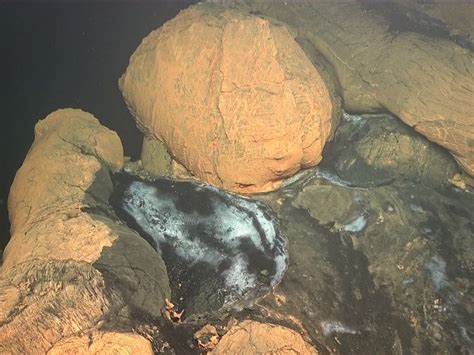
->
[119,6,335,193]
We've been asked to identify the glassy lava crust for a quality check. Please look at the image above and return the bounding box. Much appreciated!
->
[110,172,288,316]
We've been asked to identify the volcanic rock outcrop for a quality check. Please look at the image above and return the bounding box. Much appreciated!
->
[119,6,337,193]
[212,0,474,181]
[211,320,317,354]
[0,109,169,354]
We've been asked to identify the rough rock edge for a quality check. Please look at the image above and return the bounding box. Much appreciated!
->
[120,5,338,194]
[47,331,153,355]
[0,109,169,354]
[211,320,317,354]
[208,0,474,183]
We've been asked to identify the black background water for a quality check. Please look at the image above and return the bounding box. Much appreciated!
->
[0,0,198,250]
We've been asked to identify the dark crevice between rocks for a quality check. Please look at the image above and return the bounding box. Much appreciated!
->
[0,199,9,258]
[133,312,200,354]
[130,307,237,355]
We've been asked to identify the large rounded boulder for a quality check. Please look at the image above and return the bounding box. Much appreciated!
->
[119,5,336,193]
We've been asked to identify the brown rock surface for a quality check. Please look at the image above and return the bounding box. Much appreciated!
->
[393,0,474,41]
[212,320,317,354]
[248,111,474,352]
[141,136,173,178]
[48,331,153,355]
[214,0,474,180]
[325,113,459,188]
[0,109,170,353]
[119,6,336,193]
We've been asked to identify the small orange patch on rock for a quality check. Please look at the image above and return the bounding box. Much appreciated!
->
[163,298,184,323]
[194,324,220,351]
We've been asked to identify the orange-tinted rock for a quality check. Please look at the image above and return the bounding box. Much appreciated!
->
[218,0,474,182]
[48,332,153,355]
[119,6,336,193]
[212,320,317,354]
[5,109,124,268]
[0,109,170,354]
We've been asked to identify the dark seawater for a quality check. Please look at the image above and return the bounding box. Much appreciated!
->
[0,0,198,250]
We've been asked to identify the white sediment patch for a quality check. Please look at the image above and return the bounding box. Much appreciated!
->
[321,320,359,336]
[124,181,225,266]
[311,168,370,191]
[115,175,288,306]
[409,204,425,214]
[314,168,354,187]
[272,253,289,287]
[222,255,257,295]
[343,214,368,232]
[343,111,367,126]
[426,255,449,292]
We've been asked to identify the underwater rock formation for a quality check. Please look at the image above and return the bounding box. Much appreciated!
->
[0,109,165,354]
[249,110,474,354]
[119,6,337,193]
[323,112,459,188]
[212,320,316,354]
[214,0,474,182]
[48,332,153,355]
[110,172,288,316]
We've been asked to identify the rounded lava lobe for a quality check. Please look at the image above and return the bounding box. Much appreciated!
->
[119,6,335,193]
[109,172,288,316]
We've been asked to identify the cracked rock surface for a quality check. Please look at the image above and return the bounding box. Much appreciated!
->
[48,331,153,355]
[249,113,474,354]
[211,320,316,354]
[119,5,338,194]
[0,109,169,354]
[213,0,474,181]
